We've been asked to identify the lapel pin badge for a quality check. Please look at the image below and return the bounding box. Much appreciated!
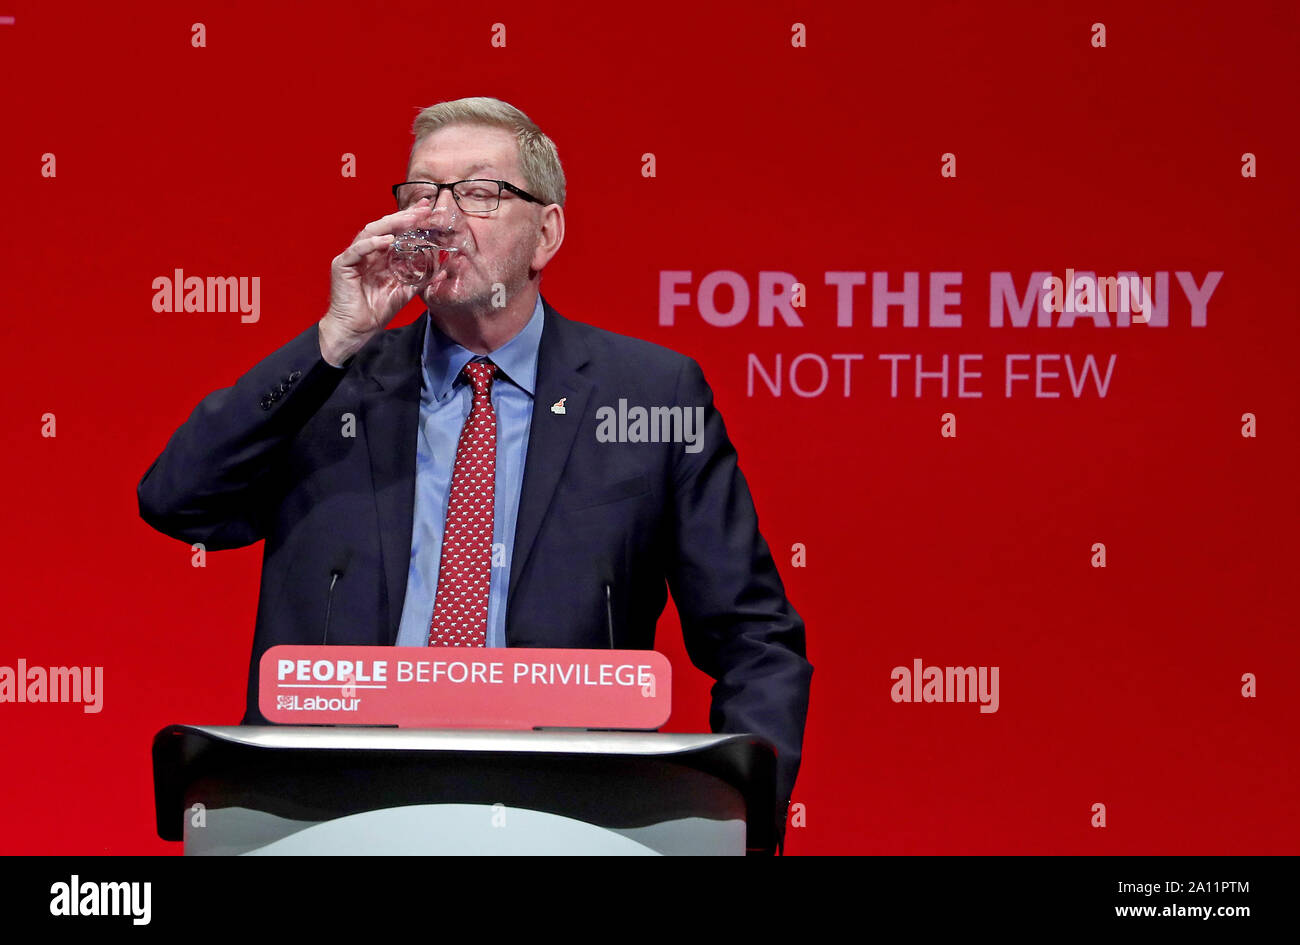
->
[550,397,567,415]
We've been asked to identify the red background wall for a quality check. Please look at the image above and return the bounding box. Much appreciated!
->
[1,0,1296,854]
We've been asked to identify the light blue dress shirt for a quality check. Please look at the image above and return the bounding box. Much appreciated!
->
[395,295,543,647]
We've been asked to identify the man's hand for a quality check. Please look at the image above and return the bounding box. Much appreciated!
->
[317,199,446,367]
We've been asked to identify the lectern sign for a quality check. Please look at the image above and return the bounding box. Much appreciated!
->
[259,646,672,730]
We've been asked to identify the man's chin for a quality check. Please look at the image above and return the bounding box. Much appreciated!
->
[422,284,494,317]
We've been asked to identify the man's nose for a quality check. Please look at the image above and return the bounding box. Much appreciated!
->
[422,187,463,240]
[428,187,461,220]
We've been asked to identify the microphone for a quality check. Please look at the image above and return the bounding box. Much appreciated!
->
[604,582,616,649]
[323,549,352,645]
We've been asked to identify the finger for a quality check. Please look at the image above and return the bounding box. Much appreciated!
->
[336,233,396,269]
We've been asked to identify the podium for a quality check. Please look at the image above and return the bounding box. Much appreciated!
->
[152,724,779,855]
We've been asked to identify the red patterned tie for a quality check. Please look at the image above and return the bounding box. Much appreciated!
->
[428,360,498,647]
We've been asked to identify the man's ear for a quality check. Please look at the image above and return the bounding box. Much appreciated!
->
[531,204,565,271]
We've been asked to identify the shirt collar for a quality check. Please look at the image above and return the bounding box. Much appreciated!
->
[421,295,544,402]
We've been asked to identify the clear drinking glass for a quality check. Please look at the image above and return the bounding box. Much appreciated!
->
[389,228,461,286]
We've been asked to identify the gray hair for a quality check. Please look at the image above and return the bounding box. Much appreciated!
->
[408,97,566,207]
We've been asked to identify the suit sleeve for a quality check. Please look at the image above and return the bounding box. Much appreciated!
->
[137,323,350,549]
[663,356,813,840]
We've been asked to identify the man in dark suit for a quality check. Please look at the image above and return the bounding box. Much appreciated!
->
[138,97,811,846]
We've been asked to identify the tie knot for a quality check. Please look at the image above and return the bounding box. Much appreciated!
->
[462,359,497,396]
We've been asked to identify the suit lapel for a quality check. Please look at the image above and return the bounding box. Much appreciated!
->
[507,299,592,615]
[359,317,425,646]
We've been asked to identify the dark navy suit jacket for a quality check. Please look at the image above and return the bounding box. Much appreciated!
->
[138,296,812,829]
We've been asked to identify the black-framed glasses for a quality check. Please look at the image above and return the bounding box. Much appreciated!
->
[391,179,544,213]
